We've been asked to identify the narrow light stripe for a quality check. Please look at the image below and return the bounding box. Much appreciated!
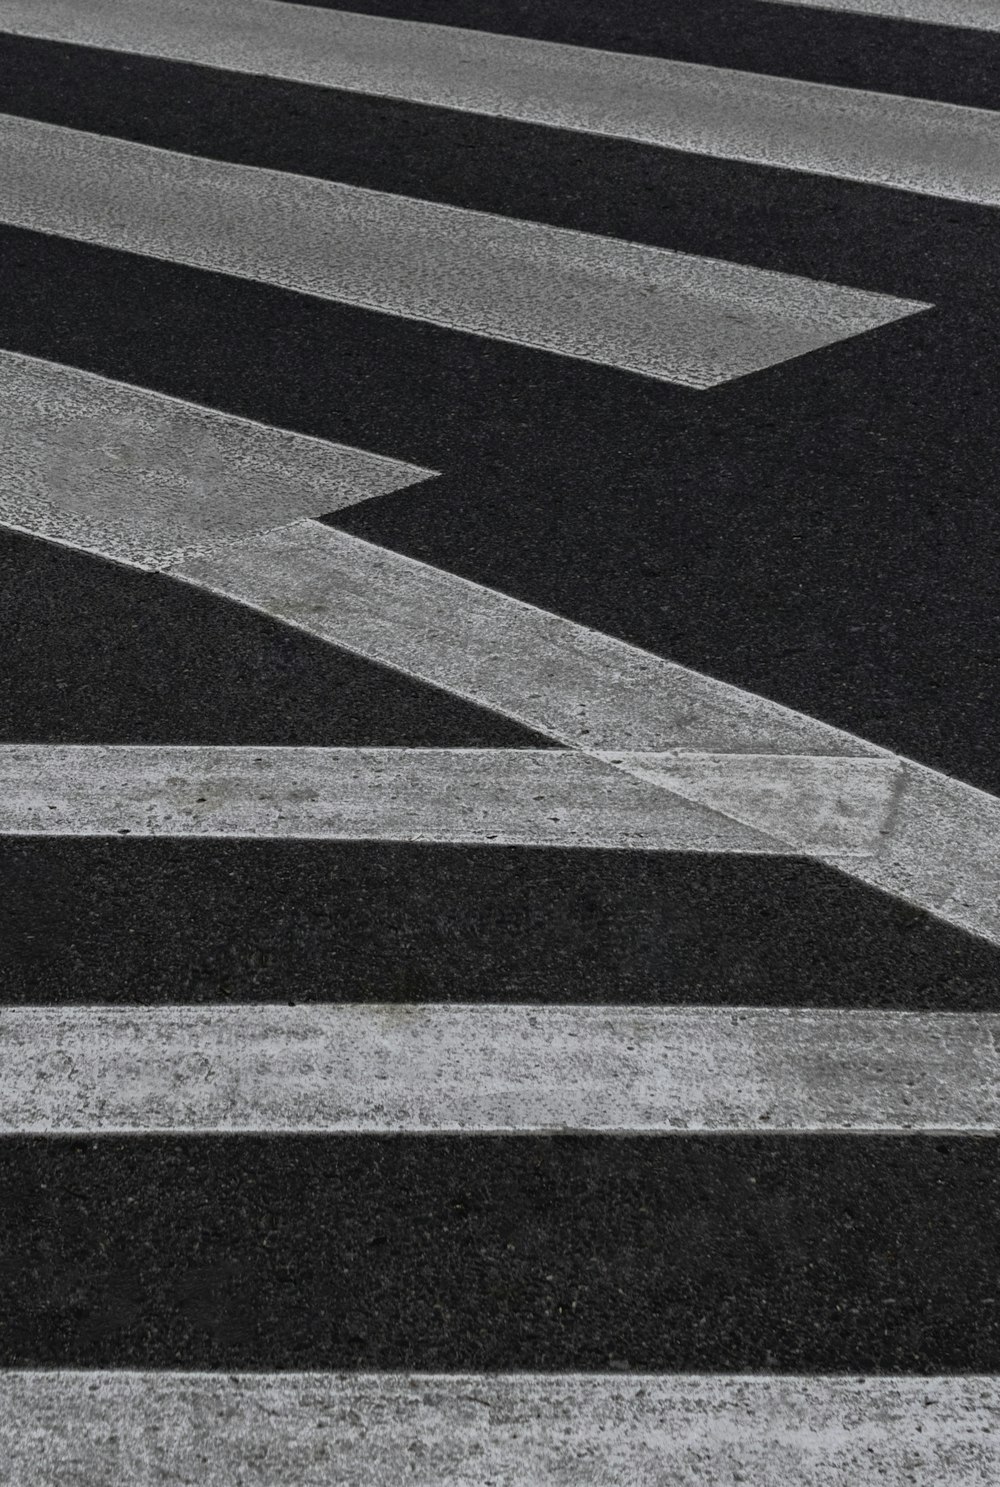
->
[0,745,779,850]
[3,1372,997,1485]
[0,0,996,204]
[174,522,1000,944]
[174,521,882,758]
[772,0,1000,32]
[0,115,926,388]
[3,1006,997,1133]
[0,351,434,568]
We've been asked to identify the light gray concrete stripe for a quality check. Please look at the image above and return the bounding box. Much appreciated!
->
[173,523,1000,944]
[772,0,1000,32]
[0,0,996,206]
[0,114,925,388]
[174,521,883,758]
[4,1006,998,1134]
[0,745,779,850]
[4,1371,998,1486]
[0,351,434,568]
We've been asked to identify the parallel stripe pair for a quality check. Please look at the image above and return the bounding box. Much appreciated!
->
[3,0,1000,204]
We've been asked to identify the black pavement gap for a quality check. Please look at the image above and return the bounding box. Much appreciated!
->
[2,1134,998,1371]
[3,842,999,1007]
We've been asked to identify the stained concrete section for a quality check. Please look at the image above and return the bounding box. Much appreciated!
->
[0,352,433,567]
[0,114,926,388]
[0,745,780,850]
[611,752,902,857]
[3,1371,998,1486]
[175,521,880,758]
[773,0,1000,31]
[0,0,996,204]
[3,1005,998,1133]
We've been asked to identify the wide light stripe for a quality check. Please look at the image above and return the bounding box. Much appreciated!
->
[0,351,434,568]
[175,523,1000,944]
[0,0,997,205]
[0,745,779,850]
[3,1006,998,1133]
[3,1372,997,1485]
[773,0,1000,32]
[0,115,926,388]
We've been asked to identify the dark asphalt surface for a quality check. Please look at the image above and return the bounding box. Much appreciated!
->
[2,0,999,1394]
[5,842,1000,1009]
[5,1136,999,1371]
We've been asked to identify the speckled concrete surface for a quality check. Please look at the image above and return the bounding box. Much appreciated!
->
[0,115,925,388]
[4,1372,1000,1485]
[1,0,998,203]
[2,1005,998,1133]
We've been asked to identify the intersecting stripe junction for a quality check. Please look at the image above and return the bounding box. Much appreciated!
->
[0,118,925,389]
[4,1372,999,1487]
[2,349,999,937]
[0,0,998,205]
[0,745,780,852]
[3,1005,998,1134]
[3,345,999,934]
[175,523,1000,946]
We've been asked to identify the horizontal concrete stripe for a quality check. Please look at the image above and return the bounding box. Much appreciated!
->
[3,1372,998,1486]
[0,351,433,568]
[175,523,1000,944]
[0,1,996,203]
[774,0,1000,30]
[2,1005,998,1133]
[0,117,924,389]
[0,745,778,850]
